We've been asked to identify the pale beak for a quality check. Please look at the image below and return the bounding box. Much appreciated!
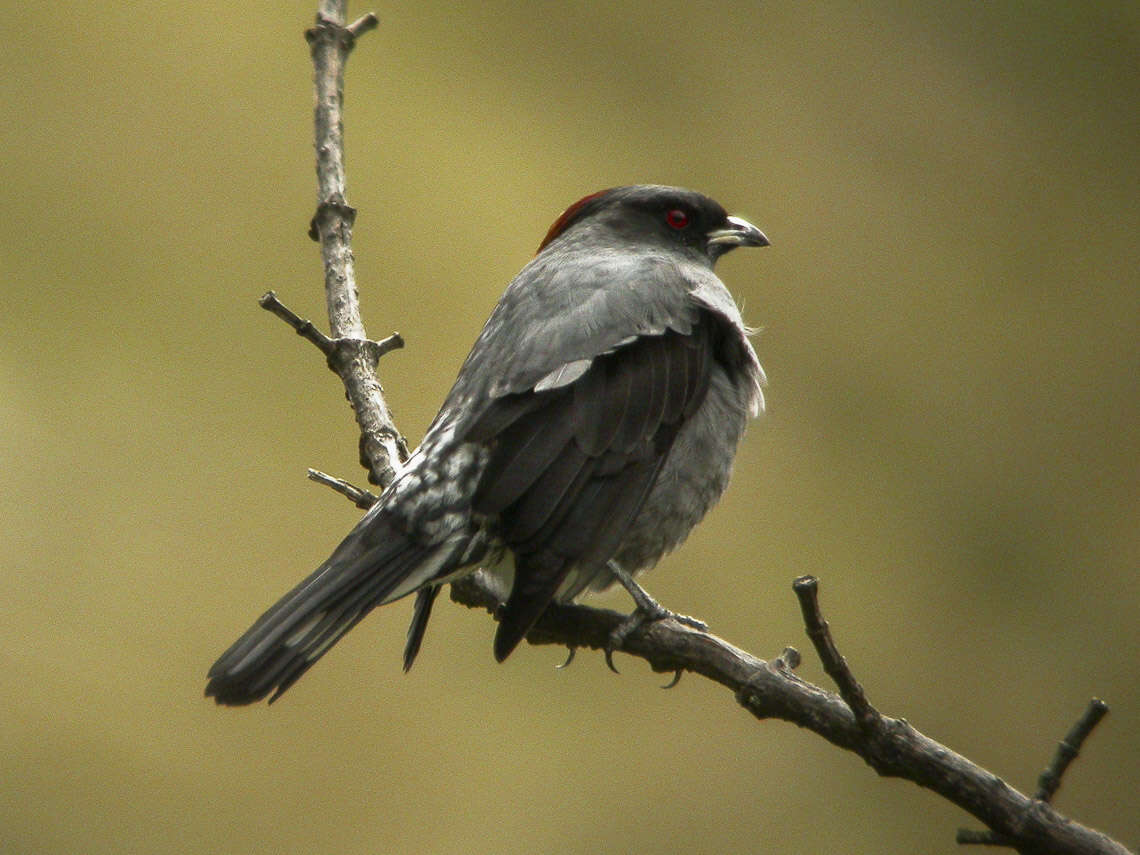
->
[707,215,770,249]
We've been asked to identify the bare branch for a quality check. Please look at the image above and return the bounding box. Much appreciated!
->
[301,1,408,487]
[449,573,1132,855]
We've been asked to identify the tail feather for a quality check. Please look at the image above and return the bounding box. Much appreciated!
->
[402,586,441,672]
[206,512,437,705]
[492,553,571,662]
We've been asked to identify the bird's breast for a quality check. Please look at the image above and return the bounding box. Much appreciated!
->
[621,362,752,566]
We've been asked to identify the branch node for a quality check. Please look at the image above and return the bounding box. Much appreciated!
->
[358,427,410,488]
[308,198,358,241]
[259,292,402,375]
[364,332,405,364]
[324,334,404,374]
[306,12,377,51]
[773,646,801,671]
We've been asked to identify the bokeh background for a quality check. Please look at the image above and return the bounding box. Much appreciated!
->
[3,2,1137,853]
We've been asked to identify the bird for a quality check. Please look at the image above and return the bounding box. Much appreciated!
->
[206,185,768,705]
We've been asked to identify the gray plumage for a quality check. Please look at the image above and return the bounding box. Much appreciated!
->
[206,185,767,705]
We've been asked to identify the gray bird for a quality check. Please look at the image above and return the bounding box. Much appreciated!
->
[206,185,768,705]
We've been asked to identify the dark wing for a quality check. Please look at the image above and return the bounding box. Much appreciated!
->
[464,318,716,661]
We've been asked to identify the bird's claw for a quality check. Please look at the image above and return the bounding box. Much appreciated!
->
[604,647,620,674]
[603,604,707,675]
[555,647,576,670]
[601,561,707,676]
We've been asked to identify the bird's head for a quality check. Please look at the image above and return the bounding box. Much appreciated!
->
[536,185,769,266]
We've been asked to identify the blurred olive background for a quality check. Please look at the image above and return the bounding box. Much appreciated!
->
[3,2,1138,853]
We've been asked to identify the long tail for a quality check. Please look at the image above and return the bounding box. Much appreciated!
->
[206,510,443,705]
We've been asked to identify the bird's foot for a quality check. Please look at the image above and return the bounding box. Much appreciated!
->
[602,561,707,675]
[603,602,706,674]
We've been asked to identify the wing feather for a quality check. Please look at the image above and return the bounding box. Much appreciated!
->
[465,319,717,660]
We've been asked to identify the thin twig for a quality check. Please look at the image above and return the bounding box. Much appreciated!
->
[1035,698,1110,802]
[346,12,379,38]
[792,575,877,729]
[958,698,1113,848]
[307,468,379,509]
[259,291,336,357]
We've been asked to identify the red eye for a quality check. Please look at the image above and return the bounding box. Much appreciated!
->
[665,208,690,229]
